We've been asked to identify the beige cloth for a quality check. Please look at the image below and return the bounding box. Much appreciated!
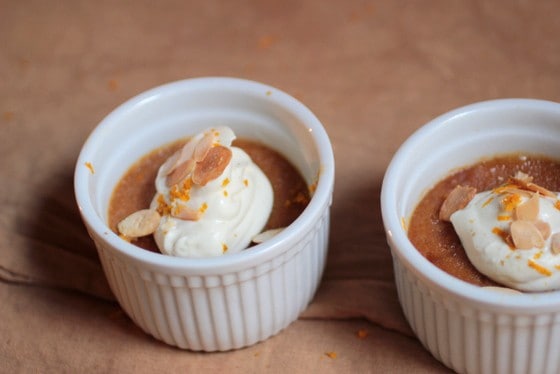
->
[2,0,560,372]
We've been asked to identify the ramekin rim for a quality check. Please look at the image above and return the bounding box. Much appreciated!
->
[74,76,335,271]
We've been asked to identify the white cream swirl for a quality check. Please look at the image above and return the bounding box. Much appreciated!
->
[451,189,560,291]
[150,127,273,258]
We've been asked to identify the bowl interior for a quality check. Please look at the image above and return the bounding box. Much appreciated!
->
[397,102,560,219]
[85,81,321,224]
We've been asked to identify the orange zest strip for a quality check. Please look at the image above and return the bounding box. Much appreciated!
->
[528,259,552,277]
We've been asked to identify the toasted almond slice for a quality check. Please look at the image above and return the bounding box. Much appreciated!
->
[439,185,477,222]
[118,209,161,238]
[533,220,551,240]
[161,134,203,175]
[171,205,201,221]
[159,148,182,176]
[494,186,533,198]
[193,131,216,162]
[526,182,557,198]
[551,233,560,254]
[510,220,545,249]
[482,286,522,295]
[252,228,285,244]
[515,193,540,221]
[508,172,556,197]
[192,145,232,186]
[166,158,195,187]
[213,126,236,146]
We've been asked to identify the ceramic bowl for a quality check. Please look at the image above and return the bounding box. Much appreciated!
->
[381,99,560,374]
[74,77,334,351]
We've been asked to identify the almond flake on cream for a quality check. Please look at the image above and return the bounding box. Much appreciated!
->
[449,175,560,291]
[148,126,274,258]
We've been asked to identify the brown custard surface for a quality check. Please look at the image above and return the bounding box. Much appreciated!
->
[108,138,310,252]
[408,154,560,287]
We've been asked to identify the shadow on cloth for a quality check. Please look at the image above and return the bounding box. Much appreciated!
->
[6,161,115,301]
[301,179,413,336]
[4,160,410,336]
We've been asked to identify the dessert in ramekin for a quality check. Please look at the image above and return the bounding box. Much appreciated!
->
[381,99,560,374]
[74,77,334,351]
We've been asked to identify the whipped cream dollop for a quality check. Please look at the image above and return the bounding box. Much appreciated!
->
[149,126,273,258]
[450,178,560,292]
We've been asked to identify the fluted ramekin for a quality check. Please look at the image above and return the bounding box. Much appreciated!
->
[381,99,560,374]
[74,77,334,351]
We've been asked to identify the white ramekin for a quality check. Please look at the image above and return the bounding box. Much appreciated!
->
[381,99,560,374]
[74,77,334,351]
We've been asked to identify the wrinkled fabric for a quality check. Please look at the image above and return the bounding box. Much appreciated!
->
[2,0,560,372]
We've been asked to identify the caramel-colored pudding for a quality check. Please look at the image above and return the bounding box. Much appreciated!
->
[408,154,560,286]
[108,138,310,252]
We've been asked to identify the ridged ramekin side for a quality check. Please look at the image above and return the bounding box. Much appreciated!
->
[96,208,330,351]
[392,254,560,374]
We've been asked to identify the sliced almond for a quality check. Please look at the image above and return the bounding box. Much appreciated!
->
[192,145,232,186]
[160,148,182,176]
[252,228,285,244]
[510,220,545,249]
[193,131,215,162]
[171,205,201,221]
[482,286,522,295]
[551,233,560,254]
[213,126,236,146]
[526,182,557,198]
[533,220,551,240]
[507,172,556,198]
[494,186,533,198]
[515,193,540,221]
[161,136,199,176]
[118,209,161,238]
[166,158,195,187]
[439,185,477,222]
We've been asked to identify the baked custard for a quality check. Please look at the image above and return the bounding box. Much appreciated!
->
[408,154,560,291]
[108,127,310,257]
